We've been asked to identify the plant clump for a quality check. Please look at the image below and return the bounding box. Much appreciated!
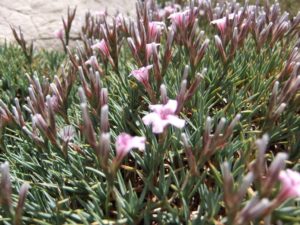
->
[1,0,300,224]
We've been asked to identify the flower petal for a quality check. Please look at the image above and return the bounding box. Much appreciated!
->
[130,136,146,151]
[152,120,168,133]
[164,100,178,113]
[166,115,185,128]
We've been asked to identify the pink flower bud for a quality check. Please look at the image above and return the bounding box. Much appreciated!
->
[32,114,48,132]
[148,21,165,41]
[92,39,110,58]
[277,169,300,202]
[85,56,99,68]
[0,161,12,206]
[15,183,30,225]
[146,43,160,60]
[160,84,168,104]
[100,105,109,133]
[214,35,227,63]
[100,88,108,107]
[54,28,64,39]
[130,65,153,88]
[169,10,192,30]
[211,17,227,35]
[115,13,124,28]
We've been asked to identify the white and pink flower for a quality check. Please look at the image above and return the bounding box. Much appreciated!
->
[142,100,185,133]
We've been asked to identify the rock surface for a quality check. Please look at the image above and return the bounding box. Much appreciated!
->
[0,0,136,49]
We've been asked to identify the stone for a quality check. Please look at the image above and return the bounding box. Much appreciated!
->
[0,0,136,49]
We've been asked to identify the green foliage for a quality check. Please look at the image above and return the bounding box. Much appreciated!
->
[0,43,65,104]
[1,0,300,224]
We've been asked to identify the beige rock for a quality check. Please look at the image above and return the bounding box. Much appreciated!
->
[0,0,136,49]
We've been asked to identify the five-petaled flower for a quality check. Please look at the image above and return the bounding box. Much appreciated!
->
[115,133,146,161]
[277,169,300,202]
[142,99,185,133]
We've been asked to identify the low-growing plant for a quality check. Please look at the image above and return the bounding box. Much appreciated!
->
[1,0,300,224]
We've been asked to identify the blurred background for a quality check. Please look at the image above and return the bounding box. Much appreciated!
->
[1,0,299,49]
[158,0,300,16]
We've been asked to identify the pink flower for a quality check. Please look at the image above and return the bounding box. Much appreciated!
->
[92,39,110,58]
[142,100,185,133]
[130,65,153,88]
[115,133,146,160]
[115,13,124,28]
[164,4,181,16]
[211,17,227,34]
[85,56,99,68]
[148,21,165,41]
[211,12,241,34]
[164,6,176,15]
[54,28,64,39]
[146,43,160,60]
[169,11,186,29]
[277,169,300,201]
[169,8,197,30]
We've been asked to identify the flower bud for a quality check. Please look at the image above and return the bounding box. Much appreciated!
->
[15,183,30,225]
[99,132,111,166]
[204,116,212,144]
[239,198,271,223]
[160,84,168,104]
[273,103,287,117]
[224,113,241,138]
[214,35,227,63]
[80,103,97,148]
[100,88,108,107]
[100,105,109,133]
[0,162,12,207]
[78,87,87,104]
[262,152,288,196]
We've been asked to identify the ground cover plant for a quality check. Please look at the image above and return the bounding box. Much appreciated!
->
[1,0,300,224]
